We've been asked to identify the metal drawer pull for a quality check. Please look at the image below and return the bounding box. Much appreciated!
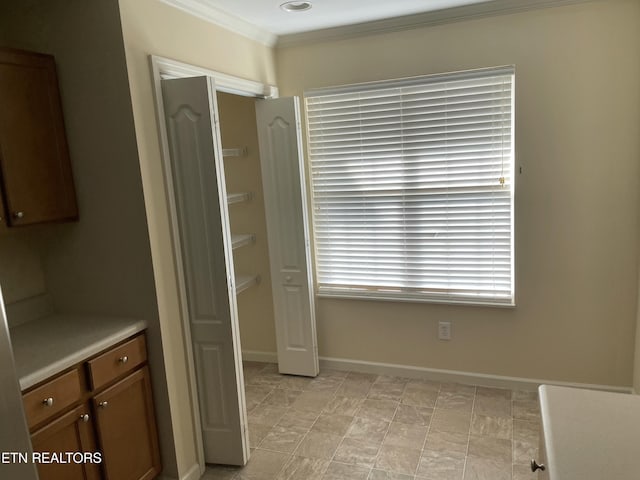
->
[80,414,90,423]
[13,211,24,219]
[118,355,129,364]
[42,397,54,407]
[531,459,546,472]
[98,401,108,408]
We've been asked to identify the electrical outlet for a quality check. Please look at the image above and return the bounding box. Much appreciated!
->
[438,321,451,340]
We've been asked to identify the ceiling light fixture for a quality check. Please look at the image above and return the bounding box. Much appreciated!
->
[280,1,312,13]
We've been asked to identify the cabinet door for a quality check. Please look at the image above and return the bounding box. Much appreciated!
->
[0,48,78,226]
[31,404,101,480]
[93,367,160,480]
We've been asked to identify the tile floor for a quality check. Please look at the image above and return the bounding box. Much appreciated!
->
[202,362,541,480]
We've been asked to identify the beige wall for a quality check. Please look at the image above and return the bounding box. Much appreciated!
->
[0,0,178,476]
[277,0,640,387]
[217,93,278,354]
[635,268,640,394]
[118,0,277,475]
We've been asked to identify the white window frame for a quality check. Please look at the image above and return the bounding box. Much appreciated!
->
[304,66,515,307]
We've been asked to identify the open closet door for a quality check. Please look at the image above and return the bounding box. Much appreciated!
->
[255,97,319,377]
[161,76,249,465]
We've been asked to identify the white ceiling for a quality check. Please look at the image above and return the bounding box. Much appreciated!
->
[206,0,495,35]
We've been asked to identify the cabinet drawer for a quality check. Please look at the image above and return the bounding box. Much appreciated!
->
[23,369,82,430]
[87,335,146,391]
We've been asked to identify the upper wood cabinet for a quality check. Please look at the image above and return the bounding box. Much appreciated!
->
[0,47,78,226]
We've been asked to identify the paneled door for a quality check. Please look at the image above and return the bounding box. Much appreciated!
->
[161,76,249,465]
[256,98,319,377]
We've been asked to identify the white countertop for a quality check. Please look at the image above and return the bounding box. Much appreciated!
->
[539,385,640,480]
[9,314,147,390]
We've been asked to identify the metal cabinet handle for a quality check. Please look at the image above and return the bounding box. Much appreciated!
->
[98,401,108,408]
[13,211,24,219]
[42,397,54,407]
[80,414,90,423]
[118,355,129,364]
[531,459,546,472]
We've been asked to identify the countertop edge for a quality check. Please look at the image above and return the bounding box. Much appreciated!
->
[17,318,147,391]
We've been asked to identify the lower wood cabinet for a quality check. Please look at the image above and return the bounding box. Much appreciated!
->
[93,367,160,480]
[31,404,101,480]
[23,333,161,480]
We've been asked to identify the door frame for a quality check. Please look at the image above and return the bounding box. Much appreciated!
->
[149,55,278,474]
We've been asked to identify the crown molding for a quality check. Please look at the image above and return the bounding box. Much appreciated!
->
[276,0,598,47]
[159,0,277,47]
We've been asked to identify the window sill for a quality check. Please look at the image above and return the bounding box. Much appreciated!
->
[316,290,516,309]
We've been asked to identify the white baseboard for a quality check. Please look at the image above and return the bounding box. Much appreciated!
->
[319,355,633,393]
[242,350,278,363]
[241,350,633,393]
[158,462,202,480]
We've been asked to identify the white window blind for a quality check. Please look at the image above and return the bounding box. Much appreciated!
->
[304,66,515,306]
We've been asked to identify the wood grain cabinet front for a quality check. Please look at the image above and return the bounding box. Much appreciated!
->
[0,47,78,226]
[24,333,161,480]
[31,403,101,480]
[93,367,161,480]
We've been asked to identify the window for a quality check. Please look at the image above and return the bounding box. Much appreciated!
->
[304,66,514,306]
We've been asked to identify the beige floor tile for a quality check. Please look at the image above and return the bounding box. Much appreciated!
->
[346,416,390,444]
[294,431,342,460]
[291,391,334,413]
[369,469,415,479]
[277,409,320,429]
[276,455,329,480]
[356,399,399,422]
[259,425,308,453]
[416,450,464,480]
[467,435,511,464]
[513,439,538,465]
[262,389,303,407]
[513,420,539,444]
[462,457,511,480]
[470,414,512,440]
[401,382,439,408]
[436,391,475,412]
[336,372,376,398]
[323,396,364,416]
[332,437,380,467]
[245,385,274,412]
[423,430,469,455]
[512,464,537,480]
[278,375,314,390]
[384,422,428,449]
[312,414,354,436]
[202,464,241,479]
[237,449,290,480]
[512,390,538,402]
[247,372,285,388]
[322,462,370,480]
[368,377,408,402]
[393,404,433,426]
[439,383,475,396]
[430,409,471,435]
[307,375,345,394]
[374,444,421,475]
[249,404,288,427]
[512,399,540,422]
[248,422,273,448]
[473,393,511,418]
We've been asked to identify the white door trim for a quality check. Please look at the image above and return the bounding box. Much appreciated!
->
[148,55,277,475]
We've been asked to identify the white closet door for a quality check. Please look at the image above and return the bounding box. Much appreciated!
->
[161,76,249,465]
[255,97,319,377]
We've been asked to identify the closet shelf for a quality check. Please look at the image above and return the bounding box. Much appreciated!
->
[227,192,253,205]
[231,233,255,250]
[223,147,248,158]
[235,274,260,295]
